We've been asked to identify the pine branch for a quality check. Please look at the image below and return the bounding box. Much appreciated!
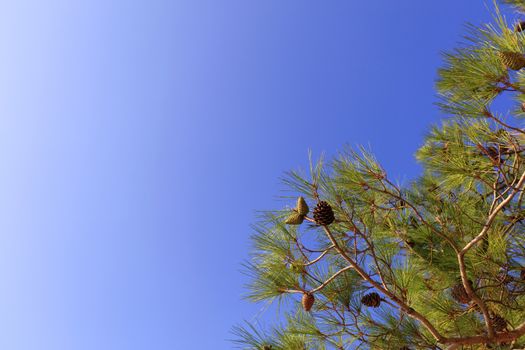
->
[236,2,525,348]
[318,222,448,344]
[309,266,355,294]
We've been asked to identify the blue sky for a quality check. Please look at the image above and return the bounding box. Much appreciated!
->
[0,0,503,349]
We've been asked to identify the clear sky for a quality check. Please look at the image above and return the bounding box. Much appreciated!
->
[0,0,503,349]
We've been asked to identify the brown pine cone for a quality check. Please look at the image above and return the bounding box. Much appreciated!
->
[302,293,315,312]
[313,201,335,226]
[516,20,525,32]
[361,292,381,308]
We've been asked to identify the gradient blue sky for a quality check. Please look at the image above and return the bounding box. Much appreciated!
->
[0,1,504,349]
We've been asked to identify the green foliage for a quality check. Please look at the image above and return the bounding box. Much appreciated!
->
[436,5,525,117]
[501,0,525,12]
[235,1,525,349]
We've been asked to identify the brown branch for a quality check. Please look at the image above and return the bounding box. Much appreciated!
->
[445,321,525,347]
[309,266,355,294]
[462,169,525,254]
[318,223,447,343]
[313,217,525,348]
[456,169,525,337]
[304,245,335,266]
[365,181,460,253]
[483,108,525,136]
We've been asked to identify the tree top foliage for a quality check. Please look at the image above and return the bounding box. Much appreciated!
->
[234,1,525,349]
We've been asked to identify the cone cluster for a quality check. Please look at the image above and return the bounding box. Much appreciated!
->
[313,201,335,226]
[302,293,315,312]
[284,197,309,225]
[499,51,525,70]
[361,292,381,308]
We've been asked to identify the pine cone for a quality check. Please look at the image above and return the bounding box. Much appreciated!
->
[262,346,272,350]
[499,51,525,70]
[313,201,335,226]
[516,20,525,32]
[296,196,309,216]
[451,281,471,304]
[302,293,315,311]
[285,212,304,225]
[361,292,381,308]
[491,314,507,332]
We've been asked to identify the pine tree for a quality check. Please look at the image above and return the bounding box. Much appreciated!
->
[234,1,525,349]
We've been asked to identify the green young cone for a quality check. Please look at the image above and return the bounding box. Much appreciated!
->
[284,212,304,225]
[296,196,309,216]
